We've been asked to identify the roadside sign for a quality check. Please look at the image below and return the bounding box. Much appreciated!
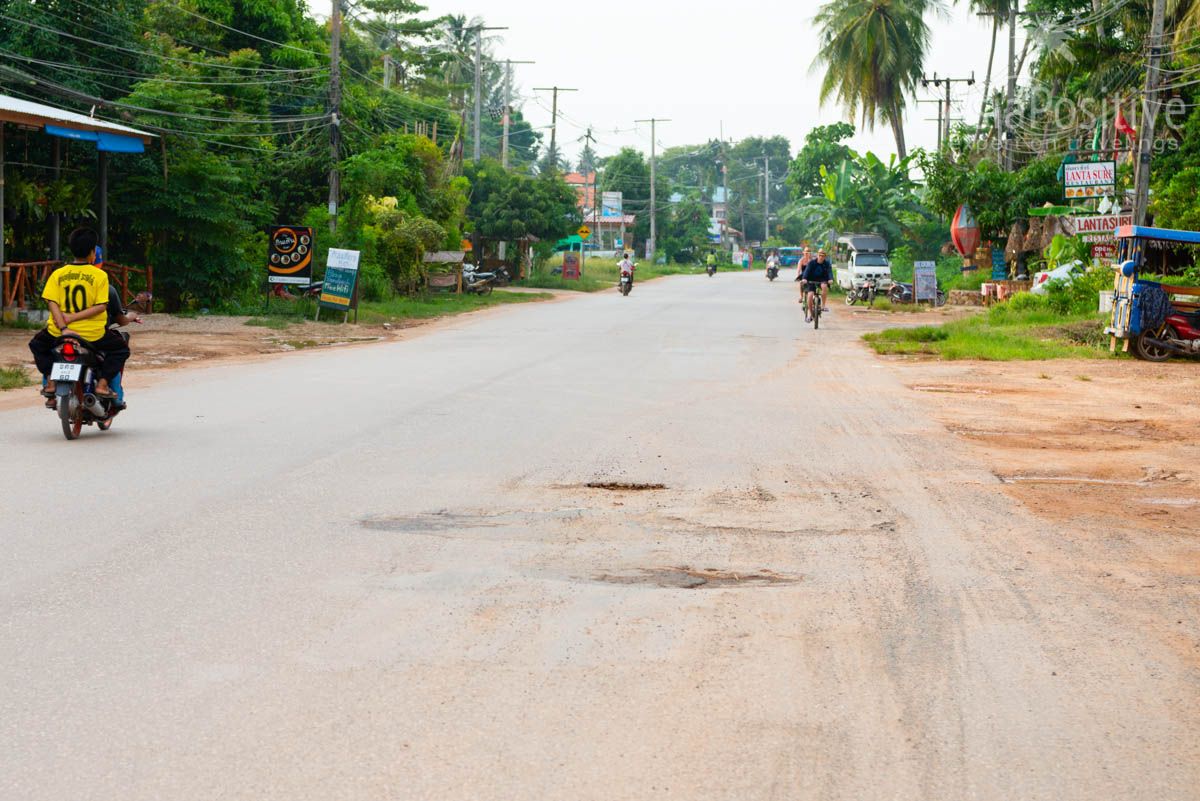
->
[267,225,314,285]
[914,261,938,302]
[318,248,361,316]
[578,225,591,240]
[991,247,1007,281]
[1063,161,1116,201]
[562,251,581,280]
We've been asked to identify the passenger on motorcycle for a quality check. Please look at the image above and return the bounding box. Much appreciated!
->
[800,248,833,322]
[619,252,635,284]
[28,228,129,407]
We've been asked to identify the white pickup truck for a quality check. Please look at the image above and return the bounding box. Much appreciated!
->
[833,233,893,292]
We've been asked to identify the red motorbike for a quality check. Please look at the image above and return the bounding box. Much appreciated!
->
[1134,306,1200,361]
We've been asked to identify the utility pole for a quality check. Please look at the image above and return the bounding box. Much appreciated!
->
[917,98,944,150]
[1005,1,1018,170]
[920,72,975,150]
[383,53,391,89]
[1133,0,1167,224]
[763,156,770,243]
[472,26,507,161]
[500,59,535,169]
[328,0,341,231]
[534,86,578,171]
[634,117,670,258]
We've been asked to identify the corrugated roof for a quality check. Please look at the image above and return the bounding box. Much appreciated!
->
[0,94,155,141]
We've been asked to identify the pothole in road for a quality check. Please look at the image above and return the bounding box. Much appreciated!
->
[592,566,798,589]
[584,482,667,491]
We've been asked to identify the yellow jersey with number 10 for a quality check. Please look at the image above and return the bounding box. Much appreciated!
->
[43,263,110,341]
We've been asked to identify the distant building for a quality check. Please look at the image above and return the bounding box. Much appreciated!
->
[563,172,596,214]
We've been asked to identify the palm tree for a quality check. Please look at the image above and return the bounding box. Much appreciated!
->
[970,0,1012,143]
[812,0,938,160]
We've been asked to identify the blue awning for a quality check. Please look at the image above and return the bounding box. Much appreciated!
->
[1116,225,1200,244]
[45,124,145,153]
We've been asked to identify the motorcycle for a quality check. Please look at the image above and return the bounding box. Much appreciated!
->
[619,271,633,296]
[463,266,497,295]
[845,278,878,307]
[1134,306,1200,361]
[888,280,946,307]
[766,264,779,281]
[491,265,512,287]
[47,333,128,440]
[706,264,716,277]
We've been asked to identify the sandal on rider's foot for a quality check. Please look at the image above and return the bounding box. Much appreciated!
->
[94,386,118,399]
[44,396,57,409]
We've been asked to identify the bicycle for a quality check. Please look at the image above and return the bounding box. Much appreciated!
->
[805,282,824,329]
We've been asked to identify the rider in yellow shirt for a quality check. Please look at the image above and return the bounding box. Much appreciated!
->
[29,228,128,404]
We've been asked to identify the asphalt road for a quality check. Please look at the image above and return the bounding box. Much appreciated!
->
[1,271,1196,800]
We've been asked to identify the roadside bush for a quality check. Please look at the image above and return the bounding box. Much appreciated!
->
[1043,266,1114,316]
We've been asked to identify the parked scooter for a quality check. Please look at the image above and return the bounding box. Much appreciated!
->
[463,265,497,295]
[845,278,878,306]
[888,280,946,307]
[1134,307,1200,361]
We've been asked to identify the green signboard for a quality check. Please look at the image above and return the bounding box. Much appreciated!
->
[318,248,361,312]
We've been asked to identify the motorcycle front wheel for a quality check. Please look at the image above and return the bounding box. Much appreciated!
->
[845,292,857,305]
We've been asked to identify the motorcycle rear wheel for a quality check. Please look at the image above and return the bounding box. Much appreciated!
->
[59,383,82,440]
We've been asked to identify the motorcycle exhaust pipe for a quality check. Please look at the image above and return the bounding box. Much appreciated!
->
[1141,336,1188,355]
[83,394,109,418]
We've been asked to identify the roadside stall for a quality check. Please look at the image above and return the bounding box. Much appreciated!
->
[0,94,156,315]
[1106,225,1200,360]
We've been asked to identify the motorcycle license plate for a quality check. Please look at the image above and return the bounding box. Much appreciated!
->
[51,362,82,382]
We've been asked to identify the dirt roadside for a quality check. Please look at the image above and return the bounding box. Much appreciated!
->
[881,352,1200,669]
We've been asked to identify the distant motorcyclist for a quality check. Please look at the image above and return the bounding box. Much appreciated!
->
[618,252,635,288]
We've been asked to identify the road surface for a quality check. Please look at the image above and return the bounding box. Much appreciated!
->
[2,271,1196,800]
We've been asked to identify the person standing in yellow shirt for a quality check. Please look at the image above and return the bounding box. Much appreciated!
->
[28,228,129,404]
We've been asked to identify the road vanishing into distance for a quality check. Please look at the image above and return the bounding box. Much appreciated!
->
[2,271,1196,800]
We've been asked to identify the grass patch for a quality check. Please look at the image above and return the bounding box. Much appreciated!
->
[244,316,293,330]
[864,295,1110,361]
[863,297,929,313]
[0,366,33,391]
[356,289,551,324]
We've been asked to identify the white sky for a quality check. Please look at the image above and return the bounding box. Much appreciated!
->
[418,0,1018,163]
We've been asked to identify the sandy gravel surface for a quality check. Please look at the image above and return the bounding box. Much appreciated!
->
[0,271,1196,800]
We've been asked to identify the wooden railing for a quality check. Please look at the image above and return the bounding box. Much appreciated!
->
[1,260,153,311]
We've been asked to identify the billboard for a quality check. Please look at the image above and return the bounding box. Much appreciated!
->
[267,225,314,285]
[601,191,623,218]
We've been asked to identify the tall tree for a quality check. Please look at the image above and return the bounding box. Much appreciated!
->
[787,122,855,199]
[812,0,937,159]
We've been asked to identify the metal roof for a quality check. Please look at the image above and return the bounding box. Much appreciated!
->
[0,94,155,142]
[1116,225,1200,244]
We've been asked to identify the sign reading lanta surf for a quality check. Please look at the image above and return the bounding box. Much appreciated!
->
[1062,162,1116,200]
[1061,214,1134,243]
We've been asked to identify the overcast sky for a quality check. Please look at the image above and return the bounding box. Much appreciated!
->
[417,0,1021,164]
